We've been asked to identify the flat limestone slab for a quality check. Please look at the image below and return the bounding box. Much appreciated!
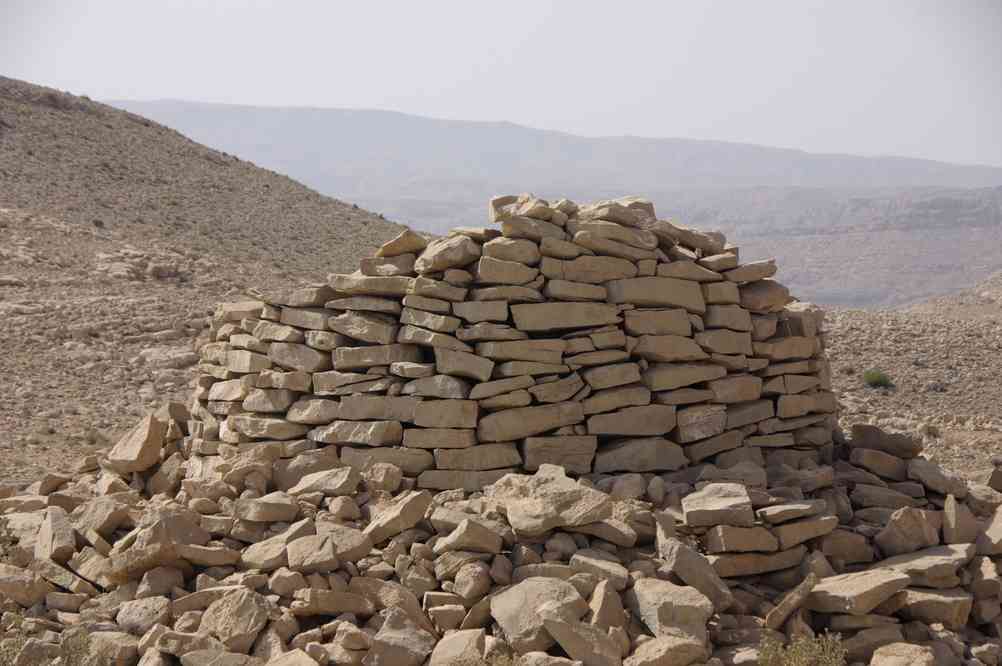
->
[707,546,807,578]
[477,402,584,443]
[606,277,706,313]
[510,302,621,332]
[806,569,911,615]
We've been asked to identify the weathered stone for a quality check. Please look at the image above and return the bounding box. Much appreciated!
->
[772,515,838,550]
[625,578,713,644]
[765,572,817,630]
[623,635,707,666]
[674,404,727,443]
[540,255,637,283]
[682,483,754,527]
[869,643,936,666]
[850,424,924,459]
[542,616,623,666]
[705,524,778,553]
[329,310,399,344]
[490,577,588,653]
[0,563,54,607]
[511,302,621,332]
[106,414,166,474]
[269,342,332,372]
[875,507,940,557]
[35,506,76,563]
[606,277,706,313]
[434,443,522,471]
[309,420,403,446]
[706,375,762,403]
[543,279,607,301]
[739,279,791,312]
[412,399,478,429]
[415,235,482,274]
[334,344,423,370]
[624,308,691,336]
[363,490,433,544]
[703,304,752,331]
[528,373,585,403]
[234,491,299,522]
[522,436,597,475]
[642,363,726,391]
[706,545,807,577]
[483,237,541,265]
[377,229,428,257]
[478,402,584,442]
[486,465,612,536]
[453,300,509,323]
[806,569,911,615]
[402,374,472,398]
[341,446,434,475]
[594,438,687,473]
[658,536,734,611]
[476,256,539,285]
[632,335,708,362]
[895,587,972,629]
[199,588,270,653]
[400,307,462,333]
[361,252,416,276]
[230,415,309,440]
[587,405,677,436]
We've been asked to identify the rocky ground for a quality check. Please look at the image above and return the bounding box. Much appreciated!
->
[828,271,1002,481]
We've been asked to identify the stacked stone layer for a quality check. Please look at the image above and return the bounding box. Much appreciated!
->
[4,196,1000,665]
[191,194,836,491]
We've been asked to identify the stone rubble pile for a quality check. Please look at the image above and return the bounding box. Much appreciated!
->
[1,195,1001,665]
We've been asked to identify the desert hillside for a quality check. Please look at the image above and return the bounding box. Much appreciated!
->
[0,77,404,483]
[828,270,1002,479]
[113,99,1002,308]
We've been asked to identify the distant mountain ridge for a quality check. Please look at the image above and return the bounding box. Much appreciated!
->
[109,98,1002,307]
[110,100,1002,190]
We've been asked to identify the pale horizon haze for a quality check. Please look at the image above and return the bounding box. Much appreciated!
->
[3,0,1002,167]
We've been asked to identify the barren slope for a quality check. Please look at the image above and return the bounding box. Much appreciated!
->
[0,77,403,483]
[827,271,1002,480]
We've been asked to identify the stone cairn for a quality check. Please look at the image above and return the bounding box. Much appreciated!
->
[1,196,1001,666]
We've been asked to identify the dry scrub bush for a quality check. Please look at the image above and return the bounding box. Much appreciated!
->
[759,632,847,666]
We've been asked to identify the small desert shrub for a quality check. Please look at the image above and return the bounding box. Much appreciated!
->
[863,368,893,388]
[759,632,847,666]
[0,634,28,666]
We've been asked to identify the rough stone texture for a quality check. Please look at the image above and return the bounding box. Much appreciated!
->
[18,193,976,666]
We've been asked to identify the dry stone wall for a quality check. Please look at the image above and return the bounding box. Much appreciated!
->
[2,195,1001,665]
[191,194,836,492]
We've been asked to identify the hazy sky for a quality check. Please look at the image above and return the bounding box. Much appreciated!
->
[4,0,1001,166]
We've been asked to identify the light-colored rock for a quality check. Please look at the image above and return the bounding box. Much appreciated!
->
[511,302,621,332]
[625,578,713,644]
[486,465,612,536]
[606,277,706,313]
[415,234,482,274]
[377,229,428,257]
[363,490,433,544]
[478,402,584,443]
[594,438,686,473]
[806,569,911,615]
[106,414,166,474]
[682,483,754,527]
[490,577,588,653]
[199,588,270,653]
